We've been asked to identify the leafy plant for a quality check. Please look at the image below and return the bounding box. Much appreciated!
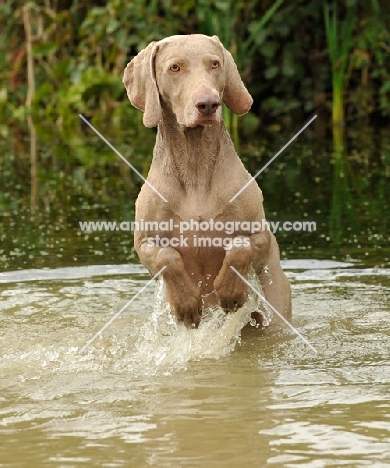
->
[324,1,355,154]
[195,0,284,145]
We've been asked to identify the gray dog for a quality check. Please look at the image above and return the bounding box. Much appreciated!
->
[123,34,291,327]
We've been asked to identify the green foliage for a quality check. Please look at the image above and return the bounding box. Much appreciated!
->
[194,0,285,144]
[0,0,390,135]
[356,14,390,116]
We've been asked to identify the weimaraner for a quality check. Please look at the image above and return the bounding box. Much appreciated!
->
[123,34,291,327]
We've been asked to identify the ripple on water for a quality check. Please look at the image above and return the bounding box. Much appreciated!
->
[1,260,390,467]
[0,267,271,383]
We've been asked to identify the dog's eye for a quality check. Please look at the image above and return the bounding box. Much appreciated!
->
[211,60,220,69]
[169,64,180,72]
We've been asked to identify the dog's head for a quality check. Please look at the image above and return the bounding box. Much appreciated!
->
[123,34,253,128]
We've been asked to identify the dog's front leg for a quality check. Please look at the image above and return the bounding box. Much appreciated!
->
[136,237,202,327]
[213,231,271,312]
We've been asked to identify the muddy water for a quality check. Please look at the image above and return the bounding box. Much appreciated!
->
[1,260,389,467]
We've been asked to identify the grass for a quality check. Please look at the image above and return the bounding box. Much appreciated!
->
[324,1,355,154]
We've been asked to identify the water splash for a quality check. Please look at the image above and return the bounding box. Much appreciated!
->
[130,267,272,375]
[0,267,273,380]
[263,265,274,285]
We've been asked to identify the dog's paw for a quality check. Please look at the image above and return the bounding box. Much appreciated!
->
[213,274,248,312]
[167,284,202,328]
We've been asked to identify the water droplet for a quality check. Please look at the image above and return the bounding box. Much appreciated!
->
[263,264,273,284]
[249,317,257,327]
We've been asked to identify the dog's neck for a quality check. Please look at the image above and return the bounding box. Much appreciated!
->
[154,106,232,191]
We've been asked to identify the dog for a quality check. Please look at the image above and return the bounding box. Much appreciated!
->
[123,34,291,327]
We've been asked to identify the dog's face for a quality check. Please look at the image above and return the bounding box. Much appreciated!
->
[155,35,224,127]
[123,34,253,128]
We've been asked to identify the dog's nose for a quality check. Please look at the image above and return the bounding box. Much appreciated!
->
[195,96,221,116]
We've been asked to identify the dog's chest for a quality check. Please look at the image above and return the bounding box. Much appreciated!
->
[173,191,259,223]
[173,193,229,222]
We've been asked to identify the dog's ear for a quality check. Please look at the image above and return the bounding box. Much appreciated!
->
[211,35,253,116]
[123,41,161,128]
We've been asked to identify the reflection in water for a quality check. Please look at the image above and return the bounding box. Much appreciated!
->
[0,126,389,272]
[329,146,351,245]
[27,116,37,213]
[0,262,389,466]
[1,122,389,465]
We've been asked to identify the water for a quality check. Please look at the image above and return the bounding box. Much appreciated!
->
[1,124,390,465]
[1,260,389,467]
